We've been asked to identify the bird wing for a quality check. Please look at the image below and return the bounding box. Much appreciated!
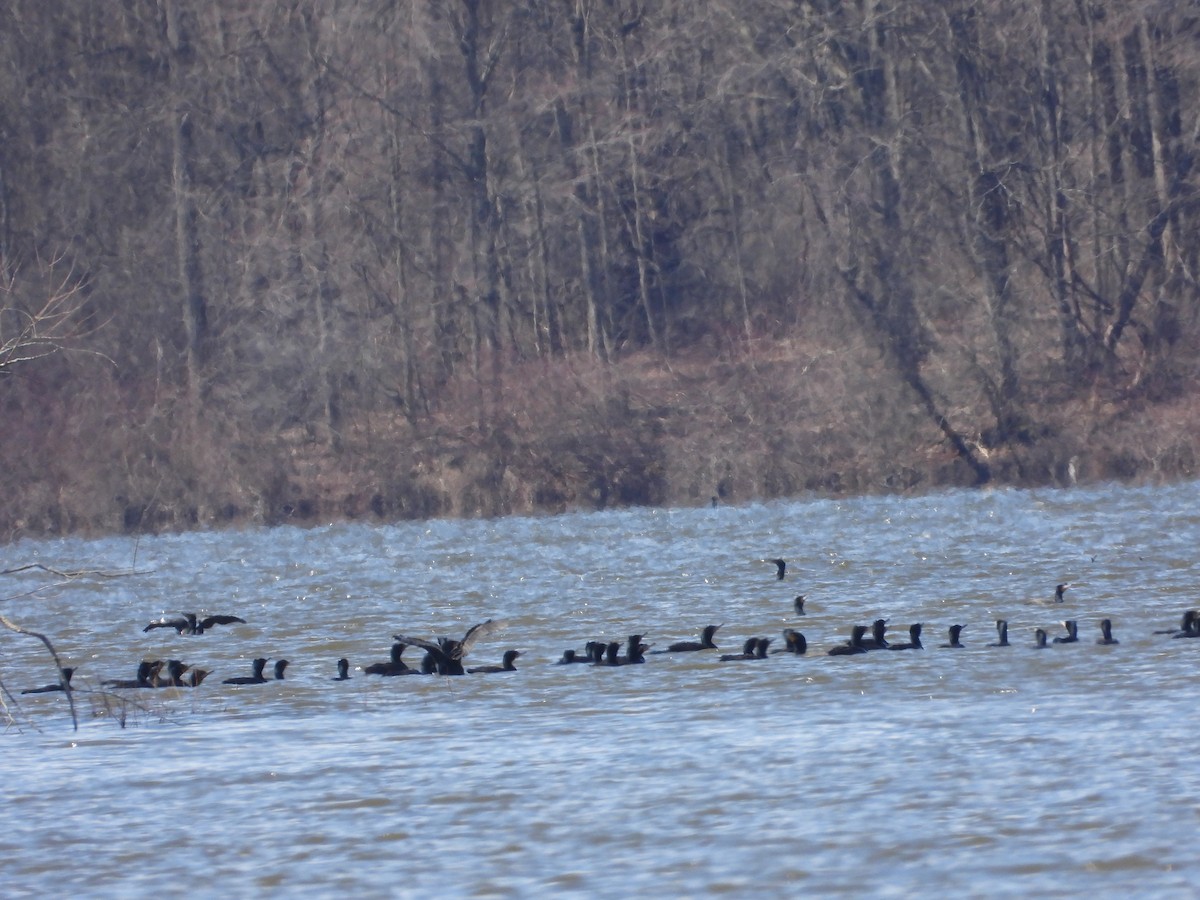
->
[459,619,506,657]
[200,615,246,629]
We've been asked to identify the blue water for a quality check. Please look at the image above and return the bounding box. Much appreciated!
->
[3,482,1200,897]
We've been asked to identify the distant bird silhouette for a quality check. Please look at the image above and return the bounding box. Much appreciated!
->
[1096,619,1119,645]
[103,660,163,689]
[721,637,764,661]
[774,628,807,655]
[393,619,505,675]
[793,595,806,616]
[1034,628,1049,648]
[1052,620,1079,644]
[273,660,289,680]
[941,624,965,648]
[333,658,351,680]
[364,643,415,676]
[223,658,269,685]
[153,659,190,687]
[889,623,924,651]
[989,620,1010,647]
[829,626,869,656]
[186,668,211,687]
[22,667,75,694]
[1164,610,1200,638]
[468,649,522,673]
[652,624,721,653]
[860,619,889,650]
[143,612,246,635]
[769,559,787,580]
[1054,583,1070,603]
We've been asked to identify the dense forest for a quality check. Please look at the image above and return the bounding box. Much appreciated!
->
[1,1,1198,540]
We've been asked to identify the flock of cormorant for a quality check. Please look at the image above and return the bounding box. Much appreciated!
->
[16,565,1200,698]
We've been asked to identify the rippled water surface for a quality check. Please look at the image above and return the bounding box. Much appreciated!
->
[4,483,1200,897]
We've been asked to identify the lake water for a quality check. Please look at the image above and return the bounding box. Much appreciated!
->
[3,482,1200,897]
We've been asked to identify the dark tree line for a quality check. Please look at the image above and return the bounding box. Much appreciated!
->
[0,1,1197,536]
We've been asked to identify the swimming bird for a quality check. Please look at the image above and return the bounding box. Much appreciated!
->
[103,660,164,689]
[616,634,648,665]
[333,658,351,680]
[652,624,721,653]
[1096,619,1119,645]
[860,619,889,650]
[186,668,211,687]
[393,619,505,676]
[467,649,522,673]
[1164,610,1200,638]
[773,629,807,655]
[153,659,191,687]
[22,667,75,694]
[794,595,806,616]
[223,658,269,685]
[888,623,924,651]
[364,642,414,676]
[720,637,763,661]
[941,624,965,648]
[273,660,289,680]
[1052,620,1079,644]
[828,625,869,656]
[1034,628,1049,648]
[989,620,1010,647]
[143,612,246,635]
[769,558,787,580]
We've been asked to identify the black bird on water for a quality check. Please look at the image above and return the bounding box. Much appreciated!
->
[394,619,505,676]
[104,660,163,689]
[721,637,767,661]
[1096,619,1119,645]
[223,657,269,685]
[468,649,522,673]
[774,629,807,655]
[333,658,351,680]
[828,626,869,656]
[941,624,966,648]
[22,667,75,694]
[557,642,604,664]
[1052,621,1079,644]
[989,620,1010,647]
[794,596,806,616]
[144,612,246,635]
[652,624,721,653]
[153,659,191,687]
[273,660,289,680]
[364,643,415,676]
[1034,629,1049,648]
[1162,610,1200,637]
[860,619,889,650]
[889,624,923,651]
[1054,583,1070,603]
[769,559,787,580]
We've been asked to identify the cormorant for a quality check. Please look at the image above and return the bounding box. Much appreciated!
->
[770,559,787,580]
[989,620,1010,647]
[773,628,807,655]
[393,619,505,676]
[1096,619,1119,645]
[364,642,414,676]
[941,624,965,648]
[103,660,163,689]
[652,624,721,653]
[1034,628,1049,648]
[143,612,246,635]
[720,637,762,661]
[273,660,289,680]
[22,667,75,694]
[860,619,889,650]
[223,658,269,685]
[153,659,190,687]
[468,649,522,673]
[794,595,806,616]
[1052,620,1079,644]
[828,626,869,656]
[1054,583,1070,603]
[888,623,924,650]
[333,658,351,680]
